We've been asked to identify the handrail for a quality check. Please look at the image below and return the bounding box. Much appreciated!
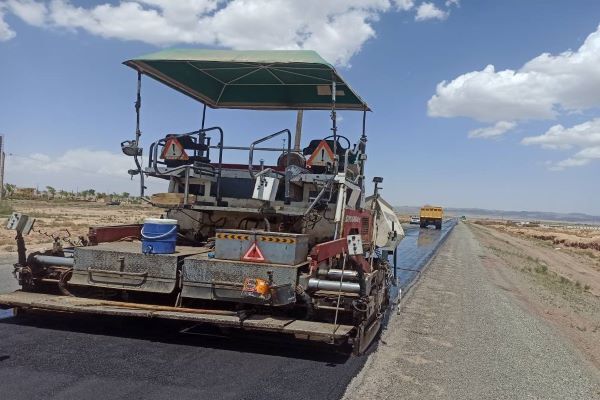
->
[248,129,291,204]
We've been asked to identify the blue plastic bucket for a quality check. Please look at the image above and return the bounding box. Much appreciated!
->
[141,218,178,254]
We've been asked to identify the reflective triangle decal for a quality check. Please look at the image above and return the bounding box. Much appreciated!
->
[242,242,266,262]
[306,140,335,167]
[161,137,189,160]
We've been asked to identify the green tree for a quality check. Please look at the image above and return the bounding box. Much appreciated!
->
[46,186,56,197]
[121,192,130,199]
[4,183,16,198]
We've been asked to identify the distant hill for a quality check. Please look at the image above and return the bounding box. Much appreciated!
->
[394,206,600,224]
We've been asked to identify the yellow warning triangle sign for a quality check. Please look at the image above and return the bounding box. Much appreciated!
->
[161,137,189,160]
[242,242,266,262]
[306,140,335,167]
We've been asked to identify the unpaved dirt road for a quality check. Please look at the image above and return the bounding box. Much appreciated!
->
[344,222,600,399]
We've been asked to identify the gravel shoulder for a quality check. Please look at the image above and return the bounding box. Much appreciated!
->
[470,223,600,370]
[343,222,600,400]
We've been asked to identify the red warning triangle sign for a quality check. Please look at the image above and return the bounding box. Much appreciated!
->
[161,137,189,160]
[306,140,335,167]
[242,242,266,262]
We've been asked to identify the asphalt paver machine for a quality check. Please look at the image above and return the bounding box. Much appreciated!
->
[1,50,404,354]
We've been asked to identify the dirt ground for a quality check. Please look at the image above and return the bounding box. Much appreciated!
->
[475,219,600,253]
[470,222,600,371]
[473,220,600,296]
[0,200,161,254]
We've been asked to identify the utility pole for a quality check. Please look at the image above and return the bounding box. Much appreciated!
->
[0,135,5,201]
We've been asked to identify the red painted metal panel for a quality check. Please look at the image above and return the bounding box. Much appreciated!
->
[88,224,142,245]
[342,209,372,242]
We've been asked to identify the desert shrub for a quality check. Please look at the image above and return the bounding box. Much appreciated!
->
[534,264,548,274]
[0,201,13,217]
[584,284,591,292]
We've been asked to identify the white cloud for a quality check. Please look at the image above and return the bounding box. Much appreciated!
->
[522,118,600,169]
[522,119,600,150]
[468,120,516,139]
[5,149,165,194]
[428,23,600,170]
[428,25,600,122]
[7,149,131,177]
[415,2,447,21]
[445,0,459,7]
[394,0,415,11]
[2,0,420,66]
[6,0,48,26]
[550,152,597,171]
[0,11,17,41]
[428,64,560,122]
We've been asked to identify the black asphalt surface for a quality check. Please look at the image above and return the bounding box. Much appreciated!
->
[0,222,455,400]
[396,219,457,292]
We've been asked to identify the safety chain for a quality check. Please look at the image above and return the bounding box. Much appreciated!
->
[32,227,86,247]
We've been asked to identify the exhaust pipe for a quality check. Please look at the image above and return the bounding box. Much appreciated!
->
[33,255,74,267]
[308,278,361,293]
[318,269,359,280]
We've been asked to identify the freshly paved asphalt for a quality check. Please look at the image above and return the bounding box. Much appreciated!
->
[0,223,454,400]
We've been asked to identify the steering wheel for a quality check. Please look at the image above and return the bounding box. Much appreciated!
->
[322,135,351,152]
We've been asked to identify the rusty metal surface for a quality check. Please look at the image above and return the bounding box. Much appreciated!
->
[88,224,142,245]
[70,242,207,293]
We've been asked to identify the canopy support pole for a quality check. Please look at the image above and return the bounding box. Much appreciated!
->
[134,71,145,198]
[361,109,367,140]
[135,72,142,143]
[358,108,368,210]
[201,103,207,130]
[294,110,303,151]
[331,79,337,172]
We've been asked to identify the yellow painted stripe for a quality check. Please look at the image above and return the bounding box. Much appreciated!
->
[216,233,250,240]
[258,236,296,244]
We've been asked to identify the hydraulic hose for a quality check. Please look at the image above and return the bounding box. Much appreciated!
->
[58,268,74,297]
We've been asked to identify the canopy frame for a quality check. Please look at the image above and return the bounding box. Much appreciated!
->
[124,49,369,111]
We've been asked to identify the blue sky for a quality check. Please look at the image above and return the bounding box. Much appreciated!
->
[1,0,599,214]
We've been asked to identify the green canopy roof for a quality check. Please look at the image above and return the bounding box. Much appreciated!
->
[123,49,369,111]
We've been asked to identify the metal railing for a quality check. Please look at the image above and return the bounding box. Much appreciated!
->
[147,127,299,206]
[248,129,291,204]
[147,127,224,202]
